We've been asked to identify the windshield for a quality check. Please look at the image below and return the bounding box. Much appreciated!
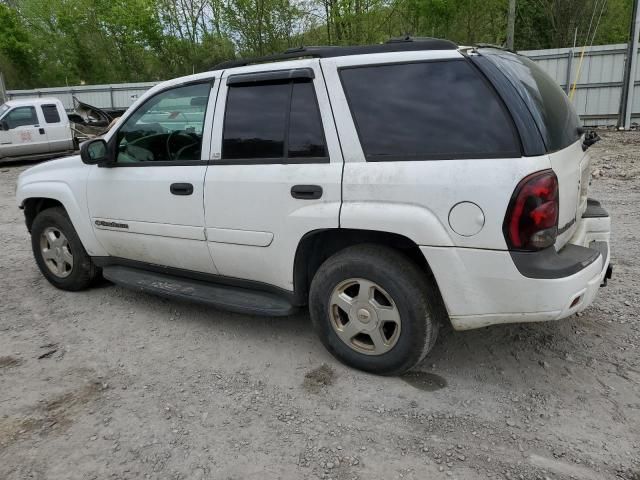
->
[479,49,581,153]
[0,104,9,118]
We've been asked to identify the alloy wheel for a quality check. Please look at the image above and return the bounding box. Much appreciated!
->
[40,227,73,278]
[329,278,401,355]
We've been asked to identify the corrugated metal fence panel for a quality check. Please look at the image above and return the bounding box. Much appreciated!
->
[5,44,640,126]
[521,43,636,126]
[6,82,158,111]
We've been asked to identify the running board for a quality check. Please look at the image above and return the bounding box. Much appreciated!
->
[102,265,296,317]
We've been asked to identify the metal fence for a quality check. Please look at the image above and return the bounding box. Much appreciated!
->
[5,82,158,112]
[520,43,636,127]
[4,43,639,127]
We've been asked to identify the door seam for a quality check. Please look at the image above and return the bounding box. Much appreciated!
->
[203,74,224,273]
[319,60,345,229]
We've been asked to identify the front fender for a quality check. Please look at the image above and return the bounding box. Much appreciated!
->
[17,160,107,257]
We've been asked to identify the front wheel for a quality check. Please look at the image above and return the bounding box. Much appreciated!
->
[31,207,99,291]
[309,244,443,375]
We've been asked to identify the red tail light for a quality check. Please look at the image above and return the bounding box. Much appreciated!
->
[503,170,559,251]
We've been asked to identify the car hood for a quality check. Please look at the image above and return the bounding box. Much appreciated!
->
[19,154,83,178]
[16,154,87,207]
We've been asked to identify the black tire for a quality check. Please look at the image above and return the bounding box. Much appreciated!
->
[31,207,99,291]
[309,244,443,375]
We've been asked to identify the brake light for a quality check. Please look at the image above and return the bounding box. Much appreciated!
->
[503,170,559,251]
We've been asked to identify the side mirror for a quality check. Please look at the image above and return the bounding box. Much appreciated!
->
[0,120,8,131]
[80,138,110,165]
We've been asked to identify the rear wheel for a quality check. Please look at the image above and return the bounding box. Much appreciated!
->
[31,207,99,291]
[309,244,442,375]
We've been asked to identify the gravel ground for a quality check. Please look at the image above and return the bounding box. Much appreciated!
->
[1,131,638,480]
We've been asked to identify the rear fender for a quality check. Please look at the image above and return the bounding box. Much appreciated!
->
[339,202,453,246]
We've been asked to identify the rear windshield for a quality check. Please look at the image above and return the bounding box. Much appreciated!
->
[0,104,9,117]
[479,49,581,153]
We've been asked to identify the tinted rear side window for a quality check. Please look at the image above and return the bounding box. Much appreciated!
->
[479,49,581,152]
[339,60,521,161]
[222,80,327,161]
[288,82,327,158]
[223,82,289,159]
[41,104,61,123]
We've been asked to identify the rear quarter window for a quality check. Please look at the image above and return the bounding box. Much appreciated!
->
[339,59,521,161]
[41,104,61,123]
[478,49,581,153]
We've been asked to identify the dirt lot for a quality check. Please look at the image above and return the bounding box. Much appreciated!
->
[1,131,638,480]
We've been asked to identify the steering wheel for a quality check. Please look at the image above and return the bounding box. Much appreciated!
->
[166,130,198,161]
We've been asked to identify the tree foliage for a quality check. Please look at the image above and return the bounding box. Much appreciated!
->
[0,0,632,89]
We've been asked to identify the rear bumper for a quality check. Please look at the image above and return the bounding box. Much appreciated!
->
[421,203,611,331]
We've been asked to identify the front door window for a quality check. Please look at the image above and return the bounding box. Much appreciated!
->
[4,106,39,129]
[116,82,211,164]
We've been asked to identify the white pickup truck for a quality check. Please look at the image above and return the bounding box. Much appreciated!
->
[0,98,75,162]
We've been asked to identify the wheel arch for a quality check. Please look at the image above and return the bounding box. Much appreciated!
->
[18,183,107,257]
[22,197,65,232]
[293,228,443,306]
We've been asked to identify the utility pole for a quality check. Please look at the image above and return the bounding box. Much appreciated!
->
[506,0,516,51]
[619,0,640,129]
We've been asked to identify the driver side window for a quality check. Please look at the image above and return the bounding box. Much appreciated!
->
[5,107,39,129]
[116,82,211,164]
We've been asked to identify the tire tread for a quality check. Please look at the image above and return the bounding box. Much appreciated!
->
[31,207,98,291]
[309,244,444,375]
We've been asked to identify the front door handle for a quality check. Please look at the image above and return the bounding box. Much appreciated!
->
[170,183,194,196]
[291,185,323,200]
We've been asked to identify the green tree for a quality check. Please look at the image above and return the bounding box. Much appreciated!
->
[0,3,37,88]
[515,0,632,50]
[0,0,635,89]
[224,0,303,56]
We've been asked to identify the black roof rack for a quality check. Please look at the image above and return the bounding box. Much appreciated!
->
[213,37,458,70]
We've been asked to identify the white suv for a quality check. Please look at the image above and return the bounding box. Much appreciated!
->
[16,39,612,375]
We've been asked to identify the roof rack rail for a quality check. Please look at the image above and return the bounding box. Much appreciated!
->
[212,37,458,70]
[474,43,515,53]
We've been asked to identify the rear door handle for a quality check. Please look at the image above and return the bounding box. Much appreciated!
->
[291,185,322,200]
[170,183,194,196]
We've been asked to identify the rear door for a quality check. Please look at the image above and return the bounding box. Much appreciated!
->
[1,105,49,156]
[204,60,343,291]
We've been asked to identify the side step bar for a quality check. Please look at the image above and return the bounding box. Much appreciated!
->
[102,266,296,317]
